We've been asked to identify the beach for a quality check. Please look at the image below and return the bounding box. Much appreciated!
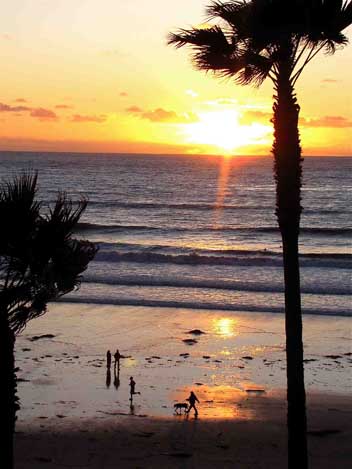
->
[14,303,352,468]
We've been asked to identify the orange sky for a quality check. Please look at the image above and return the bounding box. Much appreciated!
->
[1,1,351,156]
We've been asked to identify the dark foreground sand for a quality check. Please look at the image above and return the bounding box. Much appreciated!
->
[15,393,352,469]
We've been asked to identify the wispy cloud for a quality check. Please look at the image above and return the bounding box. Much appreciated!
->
[30,108,58,121]
[14,98,28,103]
[239,110,272,125]
[55,104,73,110]
[127,106,199,123]
[321,78,338,83]
[101,49,123,57]
[0,102,31,112]
[240,109,352,129]
[300,115,352,128]
[126,105,143,113]
[71,114,107,123]
[1,101,59,121]
[120,91,128,97]
[185,89,198,98]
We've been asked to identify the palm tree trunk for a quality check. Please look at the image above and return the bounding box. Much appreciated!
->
[272,63,308,469]
[0,310,17,469]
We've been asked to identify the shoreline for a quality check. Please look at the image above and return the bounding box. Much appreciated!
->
[59,297,352,317]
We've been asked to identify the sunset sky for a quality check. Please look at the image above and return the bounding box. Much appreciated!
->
[1,0,351,156]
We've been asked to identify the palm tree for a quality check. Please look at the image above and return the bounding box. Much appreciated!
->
[0,173,97,469]
[168,1,351,467]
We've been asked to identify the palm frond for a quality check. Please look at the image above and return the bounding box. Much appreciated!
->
[0,174,97,334]
[167,26,230,49]
[206,1,251,36]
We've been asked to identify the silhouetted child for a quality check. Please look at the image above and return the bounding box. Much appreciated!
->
[106,350,112,368]
[129,376,136,397]
[186,391,199,416]
[114,349,121,368]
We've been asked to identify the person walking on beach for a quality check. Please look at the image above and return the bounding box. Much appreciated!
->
[114,349,121,369]
[106,350,112,368]
[129,376,136,397]
[186,391,199,417]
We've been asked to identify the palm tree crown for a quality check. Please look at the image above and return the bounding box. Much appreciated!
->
[168,0,351,87]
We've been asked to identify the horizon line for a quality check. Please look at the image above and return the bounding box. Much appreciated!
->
[0,150,351,158]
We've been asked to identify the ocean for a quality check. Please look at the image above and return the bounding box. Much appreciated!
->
[1,151,351,317]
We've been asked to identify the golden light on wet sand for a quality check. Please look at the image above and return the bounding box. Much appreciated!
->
[214,317,238,338]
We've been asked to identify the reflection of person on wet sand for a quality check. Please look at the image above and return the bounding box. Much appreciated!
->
[106,368,111,388]
[129,402,135,415]
[113,365,120,390]
[114,349,121,370]
[106,350,112,368]
[186,391,199,417]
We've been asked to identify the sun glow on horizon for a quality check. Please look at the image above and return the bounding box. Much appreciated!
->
[182,110,271,153]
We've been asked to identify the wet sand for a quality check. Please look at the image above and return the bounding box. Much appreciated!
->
[14,303,352,468]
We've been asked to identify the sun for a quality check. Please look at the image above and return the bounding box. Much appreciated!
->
[182,110,271,152]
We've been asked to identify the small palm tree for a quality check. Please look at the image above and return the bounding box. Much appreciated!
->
[168,1,351,467]
[0,173,97,469]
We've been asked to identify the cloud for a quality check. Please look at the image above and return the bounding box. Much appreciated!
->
[14,98,28,103]
[141,108,181,122]
[120,91,128,97]
[1,34,12,41]
[321,78,338,83]
[101,49,122,57]
[71,114,107,123]
[127,106,199,123]
[240,109,352,129]
[55,104,73,109]
[185,89,198,98]
[126,105,143,113]
[30,108,58,120]
[1,101,59,121]
[0,102,31,112]
[300,115,352,128]
[239,110,272,125]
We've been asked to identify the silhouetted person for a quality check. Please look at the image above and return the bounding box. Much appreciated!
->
[114,349,121,369]
[113,365,120,390]
[129,376,136,398]
[106,350,112,368]
[106,368,111,388]
[186,391,199,416]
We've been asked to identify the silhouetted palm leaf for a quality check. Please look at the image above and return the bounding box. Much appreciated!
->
[0,173,98,333]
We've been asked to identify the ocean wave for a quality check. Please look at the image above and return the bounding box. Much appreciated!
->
[48,199,351,216]
[59,296,351,317]
[76,222,351,236]
[94,249,351,269]
[80,200,270,211]
[77,222,159,231]
[82,275,351,296]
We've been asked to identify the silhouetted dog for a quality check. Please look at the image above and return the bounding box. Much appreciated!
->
[174,403,188,414]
